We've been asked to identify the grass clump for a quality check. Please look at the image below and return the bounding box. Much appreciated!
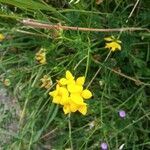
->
[0,0,150,149]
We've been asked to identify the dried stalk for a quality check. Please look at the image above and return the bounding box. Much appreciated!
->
[21,19,149,32]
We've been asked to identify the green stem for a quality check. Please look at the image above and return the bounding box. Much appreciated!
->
[68,113,73,150]
[87,51,111,88]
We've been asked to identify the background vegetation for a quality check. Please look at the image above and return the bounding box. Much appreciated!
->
[0,0,150,149]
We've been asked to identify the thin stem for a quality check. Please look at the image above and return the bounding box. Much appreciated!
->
[87,51,111,88]
[126,0,140,23]
[21,19,149,32]
[19,97,29,126]
[111,68,150,86]
[68,113,73,150]
[93,59,150,86]
[73,55,87,71]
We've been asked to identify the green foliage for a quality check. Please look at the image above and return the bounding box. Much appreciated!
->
[0,0,150,149]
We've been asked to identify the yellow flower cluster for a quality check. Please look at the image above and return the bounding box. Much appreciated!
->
[49,71,92,115]
[104,36,121,52]
[35,48,46,64]
[0,33,5,41]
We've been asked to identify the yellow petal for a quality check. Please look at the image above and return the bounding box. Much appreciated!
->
[67,79,75,85]
[59,87,69,97]
[70,103,78,112]
[56,84,60,90]
[78,103,87,115]
[63,104,71,114]
[70,94,84,105]
[116,39,122,43]
[67,84,83,93]
[104,37,113,41]
[82,89,92,99]
[105,42,121,52]
[76,76,85,86]
[60,95,70,105]
[111,42,121,51]
[117,43,121,50]
[59,78,68,85]
[66,70,74,80]
[49,91,56,97]
[0,33,5,41]
[52,96,61,104]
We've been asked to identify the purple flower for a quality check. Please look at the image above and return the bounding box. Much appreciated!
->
[100,142,108,150]
[118,110,126,118]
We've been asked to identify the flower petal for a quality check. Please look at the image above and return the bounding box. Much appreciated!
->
[78,103,87,115]
[63,104,71,114]
[82,89,92,99]
[105,42,121,52]
[70,103,78,112]
[76,76,85,86]
[70,94,84,105]
[49,91,56,97]
[116,39,122,43]
[59,78,68,85]
[59,87,69,97]
[66,70,74,80]
[53,95,61,104]
[67,84,83,93]
[104,37,113,41]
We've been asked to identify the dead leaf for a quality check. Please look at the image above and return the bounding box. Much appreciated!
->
[96,0,104,5]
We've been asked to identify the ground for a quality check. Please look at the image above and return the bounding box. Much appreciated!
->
[0,0,150,150]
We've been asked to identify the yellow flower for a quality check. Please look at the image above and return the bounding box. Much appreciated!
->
[40,75,52,89]
[35,48,46,64]
[58,70,75,86]
[0,33,5,41]
[105,42,121,52]
[63,99,78,114]
[104,36,121,52]
[63,101,87,115]
[49,70,92,115]
[49,84,69,105]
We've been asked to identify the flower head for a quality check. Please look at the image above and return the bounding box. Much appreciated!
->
[118,110,126,118]
[49,84,69,105]
[3,79,11,86]
[0,33,5,41]
[63,100,78,114]
[104,36,121,52]
[100,142,108,150]
[58,70,75,86]
[35,48,46,64]
[49,70,92,115]
[40,75,52,89]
